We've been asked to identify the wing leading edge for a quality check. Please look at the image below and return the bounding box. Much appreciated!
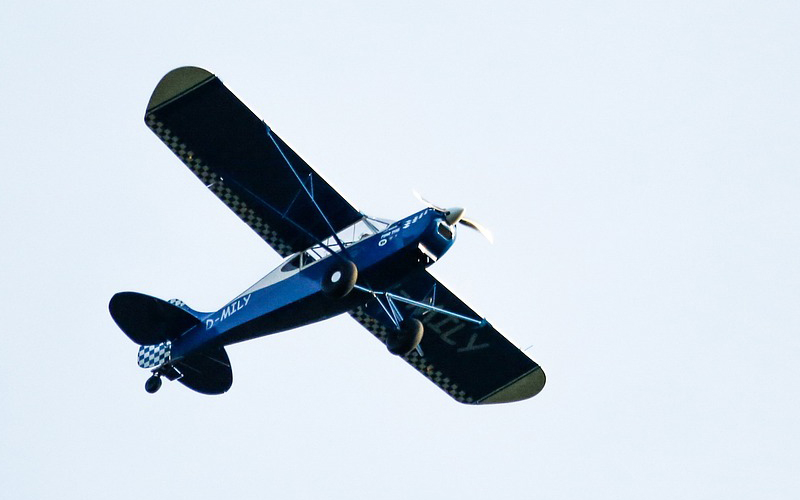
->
[350,269,545,404]
[144,66,363,257]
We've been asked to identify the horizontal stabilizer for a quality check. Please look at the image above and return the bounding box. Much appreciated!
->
[173,347,232,395]
[110,292,201,345]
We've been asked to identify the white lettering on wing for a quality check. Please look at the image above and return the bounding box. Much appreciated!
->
[421,309,489,353]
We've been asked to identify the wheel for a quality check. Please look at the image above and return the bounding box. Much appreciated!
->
[386,318,424,356]
[145,375,162,394]
[321,259,358,298]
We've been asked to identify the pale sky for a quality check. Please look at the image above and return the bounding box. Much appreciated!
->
[2,2,799,499]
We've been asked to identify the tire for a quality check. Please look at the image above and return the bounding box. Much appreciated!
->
[321,259,358,298]
[145,375,162,394]
[386,318,424,356]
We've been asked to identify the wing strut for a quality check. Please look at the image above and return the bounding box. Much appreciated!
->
[223,176,345,258]
[265,124,352,258]
[353,284,485,329]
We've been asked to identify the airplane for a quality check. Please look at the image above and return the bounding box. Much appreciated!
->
[109,67,546,404]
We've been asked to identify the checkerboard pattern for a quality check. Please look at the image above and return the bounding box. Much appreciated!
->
[146,114,296,258]
[138,341,172,369]
[349,306,474,404]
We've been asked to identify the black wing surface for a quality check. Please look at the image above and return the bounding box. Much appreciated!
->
[145,67,362,257]
[350,269,545,404]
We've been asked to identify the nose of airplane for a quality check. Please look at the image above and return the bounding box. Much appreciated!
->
[413,191,493,243]
[444,207,465,225]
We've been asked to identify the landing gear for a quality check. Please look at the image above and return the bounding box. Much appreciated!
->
[386,318,424,356]
[145,375,162,394]
[321,259,358,298]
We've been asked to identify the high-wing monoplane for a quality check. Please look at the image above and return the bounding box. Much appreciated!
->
[109,67,545,404]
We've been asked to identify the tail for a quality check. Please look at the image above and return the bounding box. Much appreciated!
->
[110,292,233,395]
[109,291,202,345]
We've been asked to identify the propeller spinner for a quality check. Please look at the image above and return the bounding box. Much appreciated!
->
[413,190,494,243]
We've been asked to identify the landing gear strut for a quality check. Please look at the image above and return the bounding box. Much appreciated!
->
[145,375,162,394]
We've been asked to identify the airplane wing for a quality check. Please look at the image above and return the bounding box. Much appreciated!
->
[144,67,362,257]
[349,269,545,404]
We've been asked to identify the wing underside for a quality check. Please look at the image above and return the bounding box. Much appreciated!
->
[350,269,545,404]
[144,67,362,257]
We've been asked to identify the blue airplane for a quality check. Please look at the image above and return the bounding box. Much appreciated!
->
[109,67,545,404]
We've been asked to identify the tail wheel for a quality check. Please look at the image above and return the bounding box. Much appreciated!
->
[145,375,162,394]
[321,259,358,298]
[386,318,424,356]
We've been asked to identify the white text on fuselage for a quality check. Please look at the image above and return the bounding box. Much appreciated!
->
[378,209,429,247]
[206,294,251,330]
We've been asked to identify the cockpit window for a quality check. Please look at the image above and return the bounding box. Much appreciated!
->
[280,252,317,272]
[280,255,301,272]
[302,252,317,266]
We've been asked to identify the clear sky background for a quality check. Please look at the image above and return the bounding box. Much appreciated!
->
[2,1,799,498]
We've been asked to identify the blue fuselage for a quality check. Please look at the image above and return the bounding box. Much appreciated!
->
[170,209,455,360]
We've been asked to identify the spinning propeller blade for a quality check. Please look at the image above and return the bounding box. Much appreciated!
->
[413,190,445,212]
[459,217,494,244]
[412,190,494,244]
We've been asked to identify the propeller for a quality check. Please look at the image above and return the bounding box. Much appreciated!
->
[412,190,494,243]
